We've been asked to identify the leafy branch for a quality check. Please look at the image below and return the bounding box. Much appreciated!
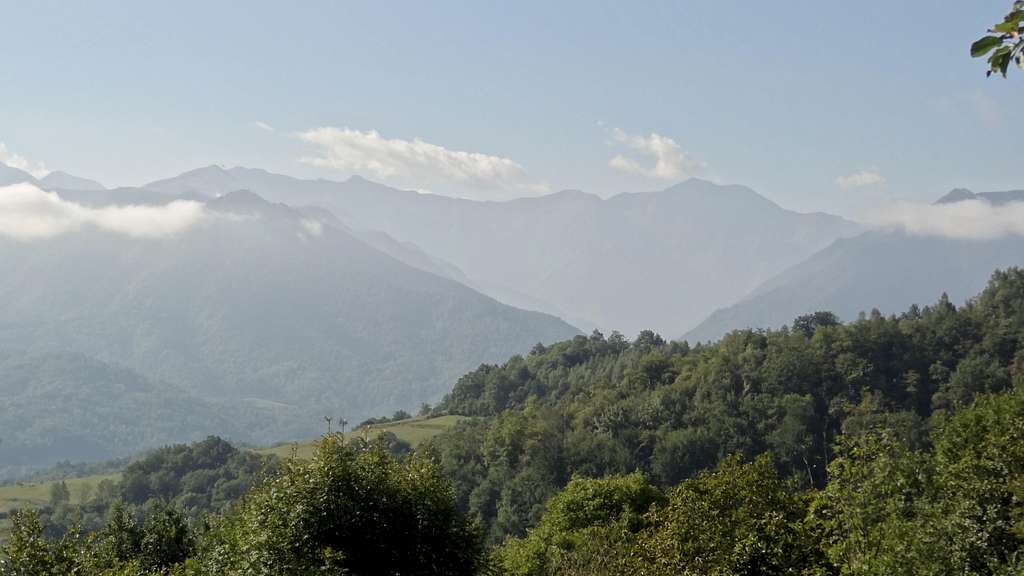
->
[972,1,1024,77]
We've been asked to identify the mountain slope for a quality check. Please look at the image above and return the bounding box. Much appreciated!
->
[144,168,861,335]
[39,170,106,191]
[0,352,243,480]
[936,188,1024,205]
[685,194,1024,342]
[0,163,35,186]
[0,189,578,464]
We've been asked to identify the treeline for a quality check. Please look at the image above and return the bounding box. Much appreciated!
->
[33,437,272,542]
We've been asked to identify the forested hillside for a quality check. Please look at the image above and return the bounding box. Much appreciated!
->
[4,270,1023,575]
[0,352,245,480]
[425,269,1024,548]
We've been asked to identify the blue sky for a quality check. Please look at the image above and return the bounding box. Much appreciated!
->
[0,1,1020,217]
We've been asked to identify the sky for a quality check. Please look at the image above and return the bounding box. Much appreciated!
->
[0,0,1021,218]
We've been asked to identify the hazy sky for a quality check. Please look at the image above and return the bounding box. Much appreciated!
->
[1,1,1021,217]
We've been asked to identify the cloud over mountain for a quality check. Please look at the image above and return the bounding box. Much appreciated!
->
[0,142,49,179]
[870,199,1024,240]
[607,128,704,181]
[296,127,544,195]
[0,183,205,241]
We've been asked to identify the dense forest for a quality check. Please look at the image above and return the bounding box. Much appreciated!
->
[3,269,1024,575]
[424,268,1023,548]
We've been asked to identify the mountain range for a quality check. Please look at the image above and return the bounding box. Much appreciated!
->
[143,167,863,335]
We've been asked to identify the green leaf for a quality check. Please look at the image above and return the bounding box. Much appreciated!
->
[1003,9,1024,23]
[989,45,1012,63]
[990,46,1013,77]
[972,36,1004,57]
[993,21,1019,33]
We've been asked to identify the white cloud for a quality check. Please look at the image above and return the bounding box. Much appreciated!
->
[606,128,704,181]
[0,183,205,241]
[251,121,275,132]
[869,198,1024,240]
[300,218,323,237]
[0,142,49,178]
[836,169,885,190]
[296,126,544,194]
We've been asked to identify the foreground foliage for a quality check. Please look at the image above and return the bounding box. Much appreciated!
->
[972,1,1024,77]
[494,386,1024,576]
[1,435,484,575]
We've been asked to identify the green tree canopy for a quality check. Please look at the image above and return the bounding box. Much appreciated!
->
[190,433,486,576]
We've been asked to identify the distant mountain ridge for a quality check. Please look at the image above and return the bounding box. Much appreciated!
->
[935,188,1024,205]
[0,162,106,191]
[685,188,1024,342]
[142,167,861,335]
[0,163,36,186]
[40,170,106,191]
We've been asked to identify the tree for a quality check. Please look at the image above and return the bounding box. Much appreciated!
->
[792,311,840,338]
[810,430,940,575]
[630,455,827,576]
[0,511,80,576]
[191,433,486,575]
[47,481,70,507]
[971,2,1024,76]
[930,387,1024,573]
[498,472,664,576]
[138,501,194,572]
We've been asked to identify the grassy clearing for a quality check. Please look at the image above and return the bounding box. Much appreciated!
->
[256,415,467,459]
[0,474,120,544]
[0,474,121,515]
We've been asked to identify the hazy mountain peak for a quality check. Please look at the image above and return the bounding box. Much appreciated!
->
[146,165,237,196]
[194,164,231,175]
[0,162,37,186]
[213,188,267,203]
[552,188,597,198]
[665,178,766,200]
[670,176,717,188]
[40,170,106,191]
[936,188,975,204]
[525,189,600,203]
[206,189,290,217]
